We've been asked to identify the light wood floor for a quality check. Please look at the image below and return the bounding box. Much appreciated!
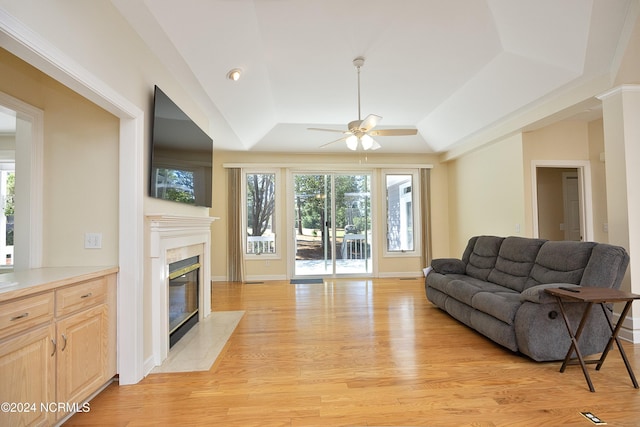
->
[66,278,640,426]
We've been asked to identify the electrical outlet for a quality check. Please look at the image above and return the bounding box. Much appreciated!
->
[84,233,102,249]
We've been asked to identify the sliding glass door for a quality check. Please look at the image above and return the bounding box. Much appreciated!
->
[293,172,372,277]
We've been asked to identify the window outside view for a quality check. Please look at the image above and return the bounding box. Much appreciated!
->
[386,174,414,252]
[1,170,14,267]
[245,173,276,255]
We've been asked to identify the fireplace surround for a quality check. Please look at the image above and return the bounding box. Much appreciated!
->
[147,214,218,368]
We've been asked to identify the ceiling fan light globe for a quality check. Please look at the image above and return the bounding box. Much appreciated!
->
[361,134,374,150]
[346,135,358,151]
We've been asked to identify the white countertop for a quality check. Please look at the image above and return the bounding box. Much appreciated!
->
[0,266,118,302]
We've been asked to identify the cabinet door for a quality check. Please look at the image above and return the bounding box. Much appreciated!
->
[56,304,108,409]
[0,323,56,427]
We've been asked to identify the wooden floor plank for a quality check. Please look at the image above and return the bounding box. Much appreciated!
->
[66,279,640,426]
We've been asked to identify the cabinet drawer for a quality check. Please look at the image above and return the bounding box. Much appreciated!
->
[0,292,54,339]
[56,277,107,317]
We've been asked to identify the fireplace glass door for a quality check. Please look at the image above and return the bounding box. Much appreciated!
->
[168,256,199,347]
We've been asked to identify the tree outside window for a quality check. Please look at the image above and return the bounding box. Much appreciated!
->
[246,172,276,254]
[386,174,414,252]
[2,171,14,265]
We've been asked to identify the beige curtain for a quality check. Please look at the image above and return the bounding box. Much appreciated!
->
[420,168,432,267]
[227,168,245,282]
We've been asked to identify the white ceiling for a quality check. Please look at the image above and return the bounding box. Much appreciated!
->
[111,0,633,154]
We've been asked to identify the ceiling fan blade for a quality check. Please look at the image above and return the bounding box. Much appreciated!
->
[369,128,418,137]
[308,127,349,134]
[319,136,349,148]
[359,114,382,132]
[370,139,382,150]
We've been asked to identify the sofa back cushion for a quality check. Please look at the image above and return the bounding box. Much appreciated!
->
[487,236,546,292]
[525,240,596,288]
[461,236,479,265]
[580,243,629,289]
[465,236,504,280]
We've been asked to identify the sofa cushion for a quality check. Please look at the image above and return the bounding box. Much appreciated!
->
[461,236,479,264]
[466,236,504,280]
[487,236,546,292]
[426,272,454,294]
[471,291,521,325]
[525,241,596,288]
[431,258,466,275]
[446,277,508,305]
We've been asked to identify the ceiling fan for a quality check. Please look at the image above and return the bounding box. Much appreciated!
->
[309,56,417,151]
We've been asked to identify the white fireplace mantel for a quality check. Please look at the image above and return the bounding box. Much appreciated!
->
[147,214,219,367]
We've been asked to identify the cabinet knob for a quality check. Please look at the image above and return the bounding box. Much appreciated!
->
[61,334,68,352]
[80,292,93,299]
[51,338,57,356]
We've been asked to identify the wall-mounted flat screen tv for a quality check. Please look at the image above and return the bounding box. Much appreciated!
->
[150,86,213,208]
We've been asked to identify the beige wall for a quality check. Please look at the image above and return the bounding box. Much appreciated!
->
[0,48,119,266]
[445,119,608,256]
[210,151,449,280]
[522,120,607,243]
[446,133,525,256]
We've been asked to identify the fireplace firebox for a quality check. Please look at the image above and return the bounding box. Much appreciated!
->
[168,256,199,348]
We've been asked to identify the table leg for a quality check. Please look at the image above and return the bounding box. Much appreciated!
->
[596,301,639,388]
[555,296,596,392]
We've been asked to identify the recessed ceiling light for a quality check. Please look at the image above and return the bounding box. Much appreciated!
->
[227,68,242,81]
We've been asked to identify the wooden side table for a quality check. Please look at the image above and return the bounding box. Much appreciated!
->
[544,286,640,392]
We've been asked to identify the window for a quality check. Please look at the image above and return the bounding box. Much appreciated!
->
[244,171,278,256]
[1,170,14,267]
[385,171,419,254]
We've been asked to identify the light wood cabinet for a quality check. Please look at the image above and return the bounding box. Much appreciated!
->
[0,323,56,426]
[0,270,116,426]
[56,304,108,409]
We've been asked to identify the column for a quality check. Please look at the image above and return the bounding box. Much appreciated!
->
[598,84,640,342]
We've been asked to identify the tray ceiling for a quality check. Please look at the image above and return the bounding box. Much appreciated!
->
[111,0,634,154]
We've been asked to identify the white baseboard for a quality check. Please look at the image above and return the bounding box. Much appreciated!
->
[213,273,426,282]
[211,275,289,282]
[244,274,288,282]
[612,311,639,343]
[377,271,423,279]
[143,355,156,378]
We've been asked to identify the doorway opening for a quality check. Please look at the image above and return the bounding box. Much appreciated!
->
[532,161,593,241]
[292,172,372,277]
[0,93,43,271]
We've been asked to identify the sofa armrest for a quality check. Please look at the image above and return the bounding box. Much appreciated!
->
[520,283,580,304]
[431,258,466,275]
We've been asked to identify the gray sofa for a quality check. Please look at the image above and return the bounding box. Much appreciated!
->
[425,235,629,361]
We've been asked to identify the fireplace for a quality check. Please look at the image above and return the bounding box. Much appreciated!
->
[168,256,199,347]
[147,214,218,369]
